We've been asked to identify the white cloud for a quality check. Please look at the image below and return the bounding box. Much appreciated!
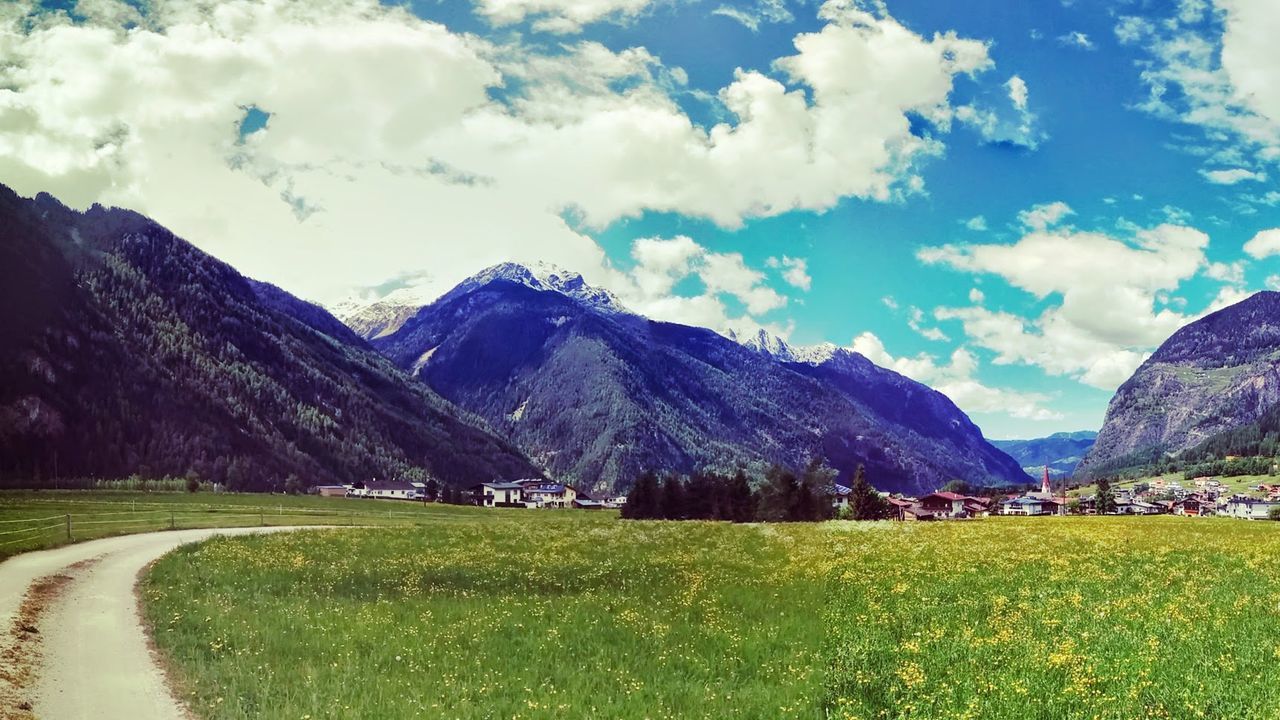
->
[1201,167,1266,184]
[0,0,995,308]
[1244,228,1280,258]
[907,306,948,342]
[1057,31,1095,50]
[1006,74,1028,111]
[964,215,988,231]
[850,332,1061,420]
[1267,274,1280,290]
[881,295,899,310]
[1205,260,1246,284]
[968,287,985,303]
[613,235,789,336]
[919,209,1215,389]
[1016,201,1074,231]
[766,255,812,290]
[711,0,793,32]
[473,0,658,33]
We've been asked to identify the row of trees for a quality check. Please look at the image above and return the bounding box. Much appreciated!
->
[621,462,894,523]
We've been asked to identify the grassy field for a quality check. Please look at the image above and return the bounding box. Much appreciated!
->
[0,490,497,559]
[142,514,1280,720]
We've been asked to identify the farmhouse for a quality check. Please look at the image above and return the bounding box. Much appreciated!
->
[918,492,969,518]
[314,485,349,498]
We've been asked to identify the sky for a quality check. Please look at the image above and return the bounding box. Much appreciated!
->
[4,0,1280,439]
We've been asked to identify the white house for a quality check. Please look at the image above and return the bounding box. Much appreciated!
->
[479,482,525,507]
[363,480,421,500]
[1221,497,1279,520]
[522,483,578,508]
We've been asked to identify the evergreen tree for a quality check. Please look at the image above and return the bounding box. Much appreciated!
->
[660,475,687,520]
[1095,477,1117,515]
[284,473,303,495]
[684,473,718,520]
[725,470,756,523]
[622,471,660,519]
[424,478,439,502]
[758,465,798,522]
[848,465,891,521]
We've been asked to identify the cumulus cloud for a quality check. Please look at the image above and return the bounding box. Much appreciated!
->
[1006,75,1028,111]
[766,255,812,290]
[0,0,994,307]
[611,235,790,337]
[954,73,1042,150]
[850,332,1061,420]
[472,0,658,33]
[919,207,1215,389]
[964,215,988,231]
[1017,201,1074,231]
[1244,228,1280,258]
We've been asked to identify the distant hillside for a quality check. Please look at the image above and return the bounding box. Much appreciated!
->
[360,263,1027,496]
[991,431,1097,478]
[1078,291,1280,477]
[0,186,540,490]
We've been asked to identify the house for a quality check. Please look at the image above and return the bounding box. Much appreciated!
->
[999,496,1059,516]
[918,492,969,518]
[573,498,606,509]
[478,482,525,507]
[1221,497,1280,520]
[363,480,421,500]
[604,495,627,508]
[886,497,916,521]
[831,484,852,510]
[314,485,349,498]
[1173,497,1205,516]
[523,483,578,508]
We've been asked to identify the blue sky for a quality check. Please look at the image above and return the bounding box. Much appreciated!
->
[8,0,1280,439]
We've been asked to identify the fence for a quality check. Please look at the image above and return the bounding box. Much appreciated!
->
[0,505,375,553]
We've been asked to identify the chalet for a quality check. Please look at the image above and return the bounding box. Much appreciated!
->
[363,480,420,500]
[1173,497,1205,516]
[478,482,525,507]
[1221,497,1280,520]
[918,492,969,518]
[901,505,935,521]
[886,497,916,521]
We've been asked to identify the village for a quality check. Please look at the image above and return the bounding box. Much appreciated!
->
[850,467,1280,521]
[315,466,1280,522]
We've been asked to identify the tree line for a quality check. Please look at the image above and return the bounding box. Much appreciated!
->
[621,462,895,522]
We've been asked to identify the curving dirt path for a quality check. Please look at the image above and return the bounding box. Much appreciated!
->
[0,526,323,720]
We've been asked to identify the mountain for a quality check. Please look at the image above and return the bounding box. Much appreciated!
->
[0,186,540,490]
[1077,291,1280,477]
[990,431,1097,478]
[364,263,1027,495]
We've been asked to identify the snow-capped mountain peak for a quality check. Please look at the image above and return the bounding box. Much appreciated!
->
[735,328,844,366]
[448,261,631,315]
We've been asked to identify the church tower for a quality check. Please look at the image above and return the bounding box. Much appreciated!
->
[1041,465,1052,497]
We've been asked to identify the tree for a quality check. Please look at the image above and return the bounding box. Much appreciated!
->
[284,473,303,495]
[622,471,660,519]
[185,470,201,494]
[424,478,440,502]
[757,466,798,522]
[684,473,718,520]
[725,470,756,523]
[660,475,687,520]
[848,465,891,521]
[1095,477,1117,515]
[798,458,836,521]
[1269,505,1280,521]
[1066,498,1083,515]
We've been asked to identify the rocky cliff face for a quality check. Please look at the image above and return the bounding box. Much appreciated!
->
[1078,292,1280,476]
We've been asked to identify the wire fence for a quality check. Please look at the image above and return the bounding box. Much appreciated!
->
[0,505,390,554]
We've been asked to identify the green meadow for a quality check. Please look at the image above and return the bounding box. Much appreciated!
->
[0,490,493,559]
[140,513,1280,720]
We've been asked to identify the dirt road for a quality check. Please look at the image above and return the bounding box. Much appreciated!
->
[0,526,323,720]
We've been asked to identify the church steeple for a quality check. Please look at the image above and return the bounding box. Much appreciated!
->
[1042,465,1052,496]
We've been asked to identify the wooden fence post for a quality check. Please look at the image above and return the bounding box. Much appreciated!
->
[65,514,71,541]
